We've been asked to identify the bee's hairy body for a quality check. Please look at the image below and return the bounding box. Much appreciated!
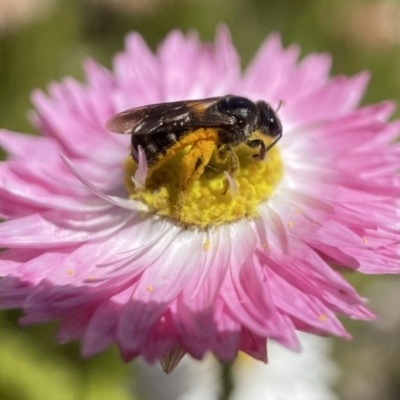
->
[132,127,219,171]
[106,95,283,214]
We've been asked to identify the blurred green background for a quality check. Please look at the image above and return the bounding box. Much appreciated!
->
[1,0,400,399]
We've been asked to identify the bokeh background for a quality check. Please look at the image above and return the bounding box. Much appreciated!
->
[1,0,400,399]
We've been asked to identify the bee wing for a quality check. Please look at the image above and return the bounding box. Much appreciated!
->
[106,97,236,135]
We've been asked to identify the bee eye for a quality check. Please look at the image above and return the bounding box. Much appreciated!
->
[256,101,282,138]
[268,116,282,137]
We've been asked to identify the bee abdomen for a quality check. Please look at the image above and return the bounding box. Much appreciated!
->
[131,132,182,167]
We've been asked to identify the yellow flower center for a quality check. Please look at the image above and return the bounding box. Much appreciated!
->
[123,141,283,228]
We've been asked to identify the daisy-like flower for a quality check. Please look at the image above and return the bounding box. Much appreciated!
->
[0,27,399,370]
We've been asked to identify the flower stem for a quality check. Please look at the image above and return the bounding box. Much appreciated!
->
[219,362,234,400]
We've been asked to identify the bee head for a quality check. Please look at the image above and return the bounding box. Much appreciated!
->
[256,101,282,139]
[217,95,258,135]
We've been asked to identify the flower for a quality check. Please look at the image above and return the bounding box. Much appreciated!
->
[132,333,339,400]
[0,27,399,369]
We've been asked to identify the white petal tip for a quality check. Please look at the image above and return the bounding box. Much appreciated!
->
[224,171,239,198]
[133,145,148,188]
[131,176,145,190]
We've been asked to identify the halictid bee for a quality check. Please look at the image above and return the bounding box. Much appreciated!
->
[106,95,282,198]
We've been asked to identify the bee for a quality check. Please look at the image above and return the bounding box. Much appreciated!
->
[106,95,282,205]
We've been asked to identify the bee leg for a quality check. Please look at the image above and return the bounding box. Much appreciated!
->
[177,140,216,215]
[246,139,266,160]
[217,144,239,195]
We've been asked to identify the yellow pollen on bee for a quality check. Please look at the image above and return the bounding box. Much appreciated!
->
[123,139,283,228]
[203,239,211,251]
[146,285,153,292]
[287,221,294,228]
[67,269,74,275]
[319,314,328,322]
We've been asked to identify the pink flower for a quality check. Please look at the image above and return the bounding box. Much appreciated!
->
[0,27,399,370]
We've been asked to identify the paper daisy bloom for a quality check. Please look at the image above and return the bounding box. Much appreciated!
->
[0,27,399,370]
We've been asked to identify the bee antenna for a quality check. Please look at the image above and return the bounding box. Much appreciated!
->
[275,100,285,113]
